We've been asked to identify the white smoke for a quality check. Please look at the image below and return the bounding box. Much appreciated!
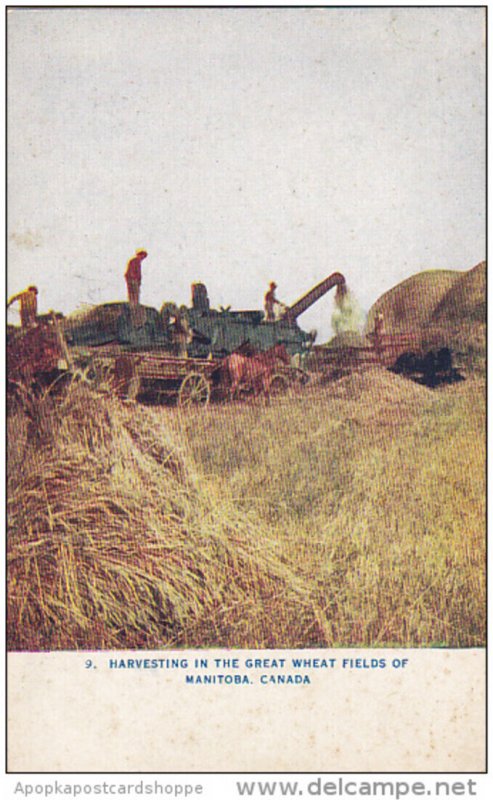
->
[331,289,364,334]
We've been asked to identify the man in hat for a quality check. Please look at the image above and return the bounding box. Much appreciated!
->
[125,249,148,306]
[264,281,281,322]
[7,285,38,328]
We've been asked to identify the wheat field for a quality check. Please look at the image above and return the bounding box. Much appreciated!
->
[7,366,485,651]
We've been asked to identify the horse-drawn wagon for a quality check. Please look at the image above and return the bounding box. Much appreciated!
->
[111,350,219,406]
[91,342,302,405]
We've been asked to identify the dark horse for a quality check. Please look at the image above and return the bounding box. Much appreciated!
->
[222,343,290,399]
[390,347,464,388]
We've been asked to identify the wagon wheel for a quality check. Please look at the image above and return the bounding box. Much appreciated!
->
[178,372,211,407]
[267,372,289,398]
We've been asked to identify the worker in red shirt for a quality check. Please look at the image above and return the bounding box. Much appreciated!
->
[7,285,38,328]
[125,249,148,305]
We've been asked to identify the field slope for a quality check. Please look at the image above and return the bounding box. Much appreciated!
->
[8,368,485,651]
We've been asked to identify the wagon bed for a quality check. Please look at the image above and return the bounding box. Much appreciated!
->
[77,347,221,406]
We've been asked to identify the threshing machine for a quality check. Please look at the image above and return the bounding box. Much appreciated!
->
[62,272,347,360]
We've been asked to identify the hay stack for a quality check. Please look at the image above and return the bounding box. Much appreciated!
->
[431,261,486,324]
[366,263,486,361]
[366,269,460,336]
[7,384,304,651]
[423,262,486,355]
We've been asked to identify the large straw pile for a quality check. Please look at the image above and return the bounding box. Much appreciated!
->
[7,384,305,651]
[431,261,486,325]
[365,262,486,362]
[366,269,460,334]
[424,261,486,360]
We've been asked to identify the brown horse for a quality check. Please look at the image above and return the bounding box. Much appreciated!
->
[223,343,290,400]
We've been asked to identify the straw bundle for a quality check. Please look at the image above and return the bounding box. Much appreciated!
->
[7,384,304,651]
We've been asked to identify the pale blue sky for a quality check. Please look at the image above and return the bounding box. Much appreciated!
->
[8,7,485,341]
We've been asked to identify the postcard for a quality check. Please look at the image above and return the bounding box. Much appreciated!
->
[6,5,486,775]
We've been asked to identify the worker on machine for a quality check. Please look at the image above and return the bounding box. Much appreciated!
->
[264,281,283,322]
[125,249,148,306]
[7,285,38,328]
[172,308,192,358]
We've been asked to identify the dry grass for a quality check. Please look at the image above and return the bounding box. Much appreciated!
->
[169,369,486,648]
[7,366,485,651]
[7,385,306,651]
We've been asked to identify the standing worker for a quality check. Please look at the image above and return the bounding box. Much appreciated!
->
[125,249,148,305]
[264,281,281,322]
[373,311,385,359]
[374,311,385,339]
[172,309,192,358]
[7,285,38,328]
